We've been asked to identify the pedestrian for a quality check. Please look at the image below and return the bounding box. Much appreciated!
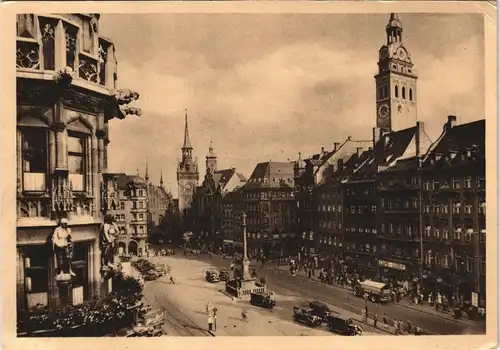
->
[170,276,175,284]
[407,319,413,335]
[373,313,378,328]
[393,319,399,335]
[212,307,218,331]
[382,313,388,330]
[208,315,214,332]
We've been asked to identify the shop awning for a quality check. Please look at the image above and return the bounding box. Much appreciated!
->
[223,239,234,244]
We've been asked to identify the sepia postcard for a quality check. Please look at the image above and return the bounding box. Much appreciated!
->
[1,1,498,350]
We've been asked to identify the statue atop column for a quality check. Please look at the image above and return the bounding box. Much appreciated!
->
[242,212,251,280]
[52,218,75,281]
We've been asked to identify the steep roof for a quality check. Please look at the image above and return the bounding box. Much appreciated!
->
[430,119,485,155]
[116,173,147,190]
[244,161,295,189]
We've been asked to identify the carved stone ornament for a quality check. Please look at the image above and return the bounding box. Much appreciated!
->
[61,88,105,114]
[53,66,74,87]
[78,57,98,83]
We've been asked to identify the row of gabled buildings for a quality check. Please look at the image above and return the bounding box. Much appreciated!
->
[293,116,485,308]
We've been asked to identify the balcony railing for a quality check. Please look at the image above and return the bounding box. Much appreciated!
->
[16,14,117,91]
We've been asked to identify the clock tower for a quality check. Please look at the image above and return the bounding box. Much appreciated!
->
[375,13,418,132]
[177,110,199,214]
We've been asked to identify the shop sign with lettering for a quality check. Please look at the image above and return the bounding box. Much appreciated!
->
[378,260,406,271]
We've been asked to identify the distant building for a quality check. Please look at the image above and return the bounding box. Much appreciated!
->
[145,165,173,236]
[193,142,246,249]
[241,161,296,258]
[177,111,199,216]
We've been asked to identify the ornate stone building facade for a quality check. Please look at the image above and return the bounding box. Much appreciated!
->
[16,14,140,311]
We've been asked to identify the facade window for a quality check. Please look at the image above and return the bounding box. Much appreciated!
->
[402,86,406,99]
[21,127,48,192]
[478,177,485,189]
[39,18,56,70]
[454,228,462,240]
[442,229,449,240]
[371,205,377,213]
[425,226,431,237]
[433,181,440,190]
[64,24,78,70]
[23,247,49,309]
[395,85,399,98]
[452,178,461,189]
[464,204,472,215]
[424,181,431,190]
[479,202,486,215]
[442,254,449,268]
[442,204,449,214]
[452,202,461,214]
[407,225,412,237]
[17,14,36,38]
[464,177,472,189]
[409,88,413,101]
[424,205,431,213]
[120,202,125,210]
[68,133,86,192]
[465,229,473,241]
[466,256,473,273]
[132,202,137,209]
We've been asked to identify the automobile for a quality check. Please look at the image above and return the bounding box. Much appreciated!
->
[219,269,230,282]
[292,306,323,327]
[205,269,220,283]
[326,315,363,336]
[250,292,276,309]
[354,280,392,303]
[308,300,331,322]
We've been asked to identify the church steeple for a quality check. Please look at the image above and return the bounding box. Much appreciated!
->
[375,13,418,133]
[145,158,149,184]
[205,141,217,178]
[160,168,164,188]
[183,109,193,150]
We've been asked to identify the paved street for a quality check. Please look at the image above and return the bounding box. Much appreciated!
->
[140,255,382,336]
[168,251,486,335]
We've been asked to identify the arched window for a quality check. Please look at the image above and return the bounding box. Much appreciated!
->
[395,85,399,98]
[402,86,406,99]
[409,89,413,101]
[378,86,383,100]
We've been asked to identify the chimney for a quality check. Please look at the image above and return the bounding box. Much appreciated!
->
[347,136,352,141]
[321,146,325,154]
[447,115,457,129]
[333,142,340,152]
[356,147,363,157]
[415,121,425,165]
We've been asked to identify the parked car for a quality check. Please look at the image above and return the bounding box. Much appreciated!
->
[292,306,322,327]
[250,292,276,309]
[326,315,363,336]
[308,300,331,322]
[205,269,220,283]
[219,269,230,282]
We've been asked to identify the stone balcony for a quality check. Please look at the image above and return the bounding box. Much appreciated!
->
[16,14,117,96]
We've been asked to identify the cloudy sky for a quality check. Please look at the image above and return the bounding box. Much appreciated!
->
[99,13,484,197]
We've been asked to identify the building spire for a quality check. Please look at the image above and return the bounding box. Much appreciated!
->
[183,109,193,149]
[160,168,164,188]
[386,12,403,45]
[145,157,149,183]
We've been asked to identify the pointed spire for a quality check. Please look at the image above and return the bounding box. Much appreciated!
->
[145,158,149,182]
[183,109,193,149]
[160,168,164,188]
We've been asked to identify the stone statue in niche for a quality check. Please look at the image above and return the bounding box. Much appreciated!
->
[52,218,75,281]
[100,214,118,271]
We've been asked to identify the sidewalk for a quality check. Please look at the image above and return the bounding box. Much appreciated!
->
[273,264,478,328]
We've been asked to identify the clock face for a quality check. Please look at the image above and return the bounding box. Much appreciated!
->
[397,48,407,60]
[378,103,390,119]
[185,183,192,191]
